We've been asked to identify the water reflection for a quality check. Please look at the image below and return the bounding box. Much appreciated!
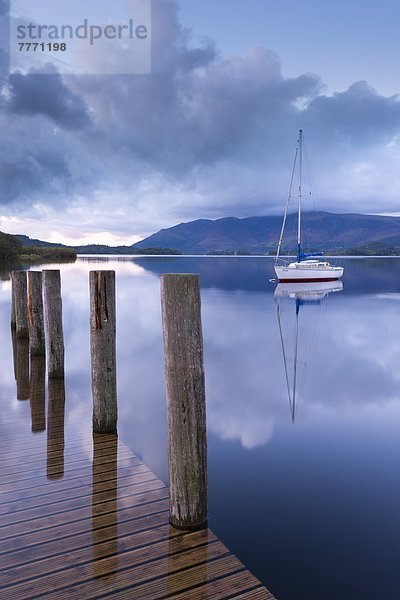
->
[275,281,343,422]
[92,433,118,579]
[13,334,30,401]
[166,528,209,595]
[47,377,66,480]
[30,355,46,433]
[2,256,400,600]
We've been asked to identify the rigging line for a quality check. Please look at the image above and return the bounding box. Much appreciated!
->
[276,141,300,261]
[302,136,316,251]
[297,130,303,249]
[303,139,319,212]
[276,301,293,416]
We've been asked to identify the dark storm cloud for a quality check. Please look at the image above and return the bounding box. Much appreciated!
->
[0,0,9,86]
[0,0,8,17]
[7,66,92,130]
[304,81,400,144]
[0,155,66,202]
[0,120,97,204]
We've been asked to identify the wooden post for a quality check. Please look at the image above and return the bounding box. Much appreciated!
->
[28,271,46,356]
[11,274,16,331]
[161,274,208,530]
[12,271,29,338]
[43,270,65,378]
[90,271,117,433]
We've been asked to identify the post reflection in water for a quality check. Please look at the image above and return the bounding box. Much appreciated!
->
[47,377,66,480]
[30,355,46,433]
[13,333,30,401]
[92,433,118,579]
[275,280,343,422]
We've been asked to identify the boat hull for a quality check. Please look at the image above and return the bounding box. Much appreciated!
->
[274,266,344,282]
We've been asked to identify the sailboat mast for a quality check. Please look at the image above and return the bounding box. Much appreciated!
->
[297,129,303,262]
[275,140,299,262]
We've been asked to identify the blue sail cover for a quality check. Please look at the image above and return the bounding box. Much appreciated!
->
[297,243,324,262]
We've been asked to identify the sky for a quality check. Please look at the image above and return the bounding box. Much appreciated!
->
[0,0,400,245]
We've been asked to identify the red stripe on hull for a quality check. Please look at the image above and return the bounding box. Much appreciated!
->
[278,277,341,283]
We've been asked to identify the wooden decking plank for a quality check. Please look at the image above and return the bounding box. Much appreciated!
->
[0,449,133,482]
[0,490,169,539]
[0,523,189,588]
[1,531,218,598]
[95,554,244,600]
[1,447,133,483]
[0,473,164,517]
[32,540,230,600]
[0,465,156,506]
[0,422,88,444]
[0,511,171,571]
[171,571,273,599]
[231,587,277,599]
[0,429,117,456]
[0,454,140,493]
[0,497,169,552]
[2,436,126,469]
[0,484,167,527]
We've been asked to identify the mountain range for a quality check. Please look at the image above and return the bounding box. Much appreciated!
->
[132,212,400,254]
[13,211,400,255]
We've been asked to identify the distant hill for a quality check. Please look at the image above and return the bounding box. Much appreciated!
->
[132,212,400,255]
[0,232,76,263]
[15,235,67,248]
[13,236,180,256]
[8,211,400,257]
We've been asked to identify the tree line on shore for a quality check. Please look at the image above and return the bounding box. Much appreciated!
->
[0,231,77,263]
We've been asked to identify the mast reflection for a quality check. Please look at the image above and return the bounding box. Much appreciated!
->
[275,281,343,422]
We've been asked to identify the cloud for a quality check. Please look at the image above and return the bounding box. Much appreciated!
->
[304,81,400,144]
[7,66,92,130]
[0,0,8,17]
[0,0,399,238]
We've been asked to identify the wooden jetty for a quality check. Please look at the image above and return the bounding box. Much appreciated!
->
[1,269,277,598]
[0,401,275,598]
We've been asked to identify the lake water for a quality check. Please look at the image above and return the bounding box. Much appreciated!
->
[1,256,400,599]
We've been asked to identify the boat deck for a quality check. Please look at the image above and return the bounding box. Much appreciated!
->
[0,352,276,599]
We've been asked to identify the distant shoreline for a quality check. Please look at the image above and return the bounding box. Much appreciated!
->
[76,253,400,259]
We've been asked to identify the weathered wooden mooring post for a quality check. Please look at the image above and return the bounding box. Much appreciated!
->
[28,271,45,356]
[11,271,29,338]
[43,270,65,378]
[90,271,117,434]
[161,274,208,531]
[11,275,16,331]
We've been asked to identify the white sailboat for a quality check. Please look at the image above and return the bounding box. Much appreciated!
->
[274,130,344,283]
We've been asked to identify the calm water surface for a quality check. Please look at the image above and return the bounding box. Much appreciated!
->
[1,256,400,599]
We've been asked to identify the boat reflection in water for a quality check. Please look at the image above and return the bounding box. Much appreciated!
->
[274,280,343,422]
